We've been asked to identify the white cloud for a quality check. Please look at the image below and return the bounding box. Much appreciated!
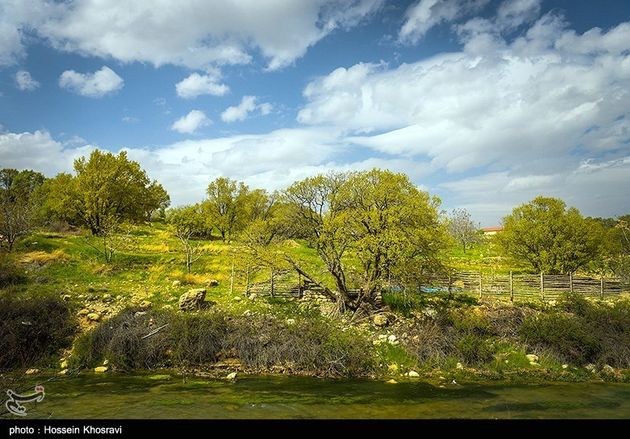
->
[11,0,382,71]
[0,130,94,176]
[221,96,273,123]
[15,70,40,91]
[495,0,541,31]
[399,0,490,43]
[170,110,211,134]
[58,66,124,97]
[175,70,229,99]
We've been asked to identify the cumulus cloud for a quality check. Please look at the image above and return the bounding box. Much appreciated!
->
[175,70,229,98]
[58,66,124,97]
[4,0,381,71]
[15,70,40,91]
[399,0,490,43]
[170,110,211,134]
[221,96,273,123]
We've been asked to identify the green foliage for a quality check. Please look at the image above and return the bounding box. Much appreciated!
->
[43,150,169,235]
[457,333,495,365]
[0,168,46,250]
[0,254,27,287]
[498,196,605,274]
[0,293,77,369]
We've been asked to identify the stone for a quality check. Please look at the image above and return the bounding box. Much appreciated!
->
[102,359,109,366]
[207,279,219,287]
[373,314,389,327]
[386,379,398,384]
[602,364,615,374]
[178,289,207,311]
[388,334,397,342]
[248,293,257,301]
[286,318,296,325]
[562,364,569,369]
[525,354,539,363]
[87,313,101,322]
[134,311,147,318]
[25,368,39,375]
[172,280,181,287]
[408,371,420,378]
[233,295,242,302]
[94,366,108,373]
[456,362,464,370]
[585,363,597,373]
[226,372,237,380]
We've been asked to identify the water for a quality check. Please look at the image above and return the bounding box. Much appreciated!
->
[8,373,630,419]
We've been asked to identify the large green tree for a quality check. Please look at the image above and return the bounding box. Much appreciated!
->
[44,150,169,235]
[498,196,604,274]
[0,169,46,250]
[280,169,449,310]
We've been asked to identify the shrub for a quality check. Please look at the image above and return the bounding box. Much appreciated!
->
[457,333,495,365]
[0,256,27,288]
[0,293,77,369]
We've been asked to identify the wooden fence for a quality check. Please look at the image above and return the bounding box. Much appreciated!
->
[426,271,628,302]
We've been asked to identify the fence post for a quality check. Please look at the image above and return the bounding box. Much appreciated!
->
[600,277,604,299]
[245,266,250,294]
[540,272,545,301]
[569,272,573,293]
[509,270,514,302]
[478,271,483,299]
[270,269,275,297]
[230,261,235,295]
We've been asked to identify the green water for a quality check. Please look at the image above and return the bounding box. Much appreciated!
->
[7,374,630,419]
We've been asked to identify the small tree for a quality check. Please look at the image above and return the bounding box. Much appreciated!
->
[167,206,206,273]
[448,208,479,253]
[0,169,46,251]
[498,196,604,274]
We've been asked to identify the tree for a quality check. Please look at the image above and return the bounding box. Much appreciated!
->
[281,169,449,310]
[167,205,207,273]
[0,169,46,251]
[44,150,170,235]
[497,196,604,274]
[203,177,267,241]
[448,208,479,253]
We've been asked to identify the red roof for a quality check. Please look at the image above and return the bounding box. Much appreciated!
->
[481,226,503,232]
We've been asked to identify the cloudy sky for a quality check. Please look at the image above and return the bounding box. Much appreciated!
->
[1,0,629,225]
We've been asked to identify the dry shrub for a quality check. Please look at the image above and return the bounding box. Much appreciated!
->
[19,250,68,266]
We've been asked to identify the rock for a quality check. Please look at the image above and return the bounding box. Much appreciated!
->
[387,335,397,343]
[178,289,207,311]
[408,371,420,378]
[386,379,398,384]
[25,368,39,375]
[233,295,242,302]
[94,366,108,373]
[87,313,101,322]
[172,280,181,287]
[525,354,539,363]
[456,362,464,370]
[585,363,597,373]
[562,364,569,369]
[60,359,68,369]
[102,359,109,366]
[286,318,296,325]
[602,364,615,374]
[134,311,147,318]
[226,372,237,380]
[373,314,389,327]
[248,293,257,301]
[207,279,219,287]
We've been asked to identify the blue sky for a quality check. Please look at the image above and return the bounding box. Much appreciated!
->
[1,0,629,225]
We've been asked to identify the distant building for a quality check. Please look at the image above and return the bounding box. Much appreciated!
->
[481,226,503,236]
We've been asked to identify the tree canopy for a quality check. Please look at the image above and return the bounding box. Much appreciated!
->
[498,196,605,274]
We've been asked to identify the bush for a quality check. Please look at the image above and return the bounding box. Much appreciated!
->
[0,255,27,288]
[0,293,77,369]
[72,309,375,377]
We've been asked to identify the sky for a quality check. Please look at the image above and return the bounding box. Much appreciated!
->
[1,0,629,226]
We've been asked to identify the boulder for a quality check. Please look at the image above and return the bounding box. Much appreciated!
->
[179,289,207,311]
[585,363,597,373]
[525,354,539,363]
[226,372,237,380]
[286,318,296,325]
[386,379,398,384]
[94,366,108,373]
[373,314,388,327]
[602,364,615,375]
[408,370,420,378]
